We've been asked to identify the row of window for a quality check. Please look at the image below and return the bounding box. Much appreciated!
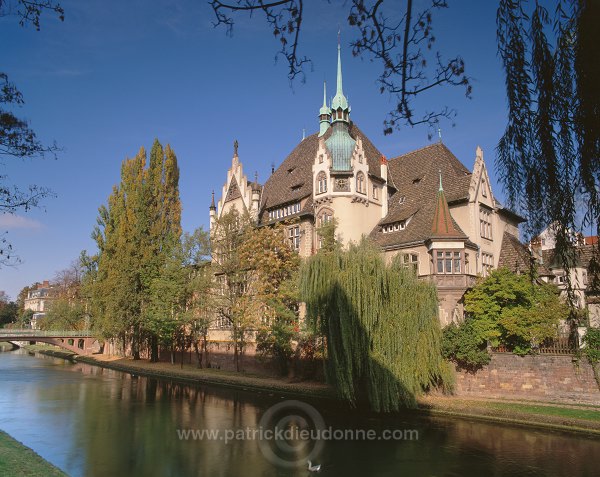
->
[268,202,301,220]
[382,221,406,233]
[482,252,494,277]
[437,251,462,274]
[319,153,364,164]
[480,208,492,240]
[316,171,380,199]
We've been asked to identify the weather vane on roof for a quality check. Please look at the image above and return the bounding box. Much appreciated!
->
[234,139,238,156]
[437,128,442,143]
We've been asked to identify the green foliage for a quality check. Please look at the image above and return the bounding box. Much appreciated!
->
[211,211,301,372]
[42,298,86,331]
[463,268,567,355]
[19,309,34,327]
[582,328,600,365]
[301,239,451,411]
[442,321,491,370]
[0,301,18,327]
[445,269,570,368]
[88,140,182,358]
[315,218,339,253]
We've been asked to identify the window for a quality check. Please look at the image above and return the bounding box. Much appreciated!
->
[480,208,492,239]
[356,172,366,194]
[481,178,487,197]
[436,251,462,274]
[317,209,333,249]
[372,184,379,200]
[268,202,301,221]
[482,252,493,277]
[317,172,327,194]
[288,226,300,251]
[318,210,333,227]
[401,253,419,273]
[382,221,406,233]
[398,196,405,204]
[319,154,324,164]
[358,154,363,164]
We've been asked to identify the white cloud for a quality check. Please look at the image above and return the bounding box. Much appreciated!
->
[0,214,43,230]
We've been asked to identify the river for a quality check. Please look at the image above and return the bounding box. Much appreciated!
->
[0,348,599,477]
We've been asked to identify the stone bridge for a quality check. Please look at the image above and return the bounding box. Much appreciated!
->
[0,329,101,355]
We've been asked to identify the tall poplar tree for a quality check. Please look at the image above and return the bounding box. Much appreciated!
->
[90,140,182,359]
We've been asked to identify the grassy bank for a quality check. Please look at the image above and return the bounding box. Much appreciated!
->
[27,348,600,436]
[0,430,67,477]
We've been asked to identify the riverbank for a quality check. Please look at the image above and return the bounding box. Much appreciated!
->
[0,430,67,477]
[28,346,600,436]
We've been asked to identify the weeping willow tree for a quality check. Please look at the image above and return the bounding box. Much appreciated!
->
[300,240,452,411]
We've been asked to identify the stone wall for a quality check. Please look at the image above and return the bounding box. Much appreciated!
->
[454,353,600,405]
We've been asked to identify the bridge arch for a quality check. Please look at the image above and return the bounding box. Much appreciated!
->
[0,330,101,355]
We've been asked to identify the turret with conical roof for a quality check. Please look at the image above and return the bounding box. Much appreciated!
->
[325,39,355,171]
[331,41,350,123]
[318,82,331,137]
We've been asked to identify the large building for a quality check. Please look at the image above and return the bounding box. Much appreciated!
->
[210,44,524,324]
[24,280,55,329]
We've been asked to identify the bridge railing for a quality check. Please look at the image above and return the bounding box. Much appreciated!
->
[0,329,94,338]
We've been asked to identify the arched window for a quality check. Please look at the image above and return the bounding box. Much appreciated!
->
[356,172,365,194]
[318,208,333,227]
[317,171,327,194]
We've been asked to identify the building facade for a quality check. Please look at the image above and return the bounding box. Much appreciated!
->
[210,44,524,324]
[24,280,55,329]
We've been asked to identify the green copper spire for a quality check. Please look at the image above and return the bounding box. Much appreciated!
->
[331,38,350,120]
[319,81,331,137]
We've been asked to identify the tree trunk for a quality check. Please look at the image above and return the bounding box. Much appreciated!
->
[132,325,141,360]
[150,333,159,363]
[202,332,209,368]
[194,340,202,369]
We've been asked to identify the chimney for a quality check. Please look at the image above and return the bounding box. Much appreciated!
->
[380,155,388,218]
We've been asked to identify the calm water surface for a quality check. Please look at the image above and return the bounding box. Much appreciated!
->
[0,349,599,477]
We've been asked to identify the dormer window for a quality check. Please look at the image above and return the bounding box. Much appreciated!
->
[383,221,406,233]
[399,196,406,204]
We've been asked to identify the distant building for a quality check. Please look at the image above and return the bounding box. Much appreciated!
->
[210,43,525,324]
[24,280,55,329]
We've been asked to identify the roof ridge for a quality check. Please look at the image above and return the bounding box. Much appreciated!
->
[388,142,446,162]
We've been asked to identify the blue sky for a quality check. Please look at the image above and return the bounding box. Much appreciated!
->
[1,0,507,300]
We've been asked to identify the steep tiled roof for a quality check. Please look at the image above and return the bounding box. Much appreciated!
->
[431,188,467,239]
[259,122,384,221]
[541,245,599,270]
[370,143,471,248]
[498,231,533,274]
[383,143,471,225]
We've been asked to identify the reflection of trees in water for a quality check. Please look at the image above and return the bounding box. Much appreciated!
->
[52,363,283,476]
[27,355,600,476]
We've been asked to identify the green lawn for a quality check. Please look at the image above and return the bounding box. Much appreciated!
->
[0,430,67,477]
[487,401,600,422]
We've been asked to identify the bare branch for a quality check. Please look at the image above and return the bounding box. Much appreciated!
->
[210,0,311,81]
